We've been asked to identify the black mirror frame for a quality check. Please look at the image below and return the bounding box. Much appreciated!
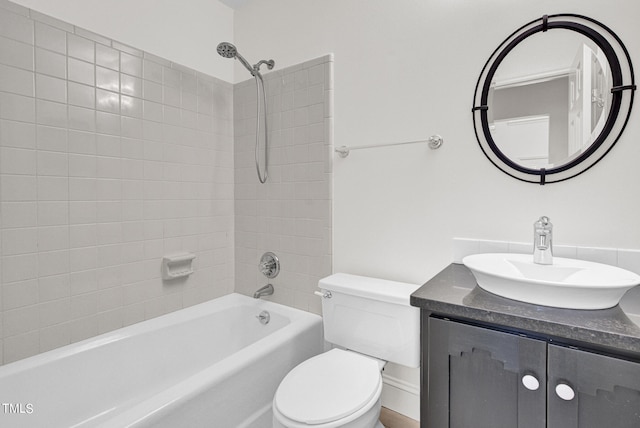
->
[472,14,636,185]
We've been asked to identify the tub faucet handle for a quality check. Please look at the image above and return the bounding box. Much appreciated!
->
[259,252,280,279]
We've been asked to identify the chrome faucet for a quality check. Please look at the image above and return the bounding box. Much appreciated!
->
[253,283,274,299]
[533,216,553,265]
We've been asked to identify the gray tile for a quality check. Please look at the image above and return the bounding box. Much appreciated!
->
[96,43,119,71]
[0,8,33,44]
[95,111,120,136]
[120,74,142,98]
[121,52,142,77]
[67,33,94,63]
[68,106,95,132]
[96,66,119,92]
[143,52,170,67]
[0,36,33,70]
[0,63,33,96]
[162,67,181,88]
[68,57,94,86]
[35,47,65,78]
[0,92,35,122]
[73,27,110,46]
[121,95,142,119]
[0,0,29,16]
[35,22,66,54]
[36,99,67,128]
[36,73,67,103]
[112,41,142,57]
[30,10,73,32]
[96,89,120,114]
[142,80,162,103]
[68,82,95,109]
[143,59,162,83]
[0,119,36,149]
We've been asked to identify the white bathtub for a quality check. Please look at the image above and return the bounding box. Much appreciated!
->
[0,293,323,427]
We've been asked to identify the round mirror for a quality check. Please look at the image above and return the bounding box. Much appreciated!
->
[472,14,636,184]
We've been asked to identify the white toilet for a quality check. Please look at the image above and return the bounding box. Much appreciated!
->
[272,273,421,428]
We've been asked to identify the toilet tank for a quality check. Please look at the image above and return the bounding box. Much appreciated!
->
[319,273,421,368]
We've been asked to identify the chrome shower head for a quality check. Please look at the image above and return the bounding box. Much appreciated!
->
[217,42,255,75]
[216,42,237,59]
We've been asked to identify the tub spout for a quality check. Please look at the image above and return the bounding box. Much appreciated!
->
[253,284,274,299]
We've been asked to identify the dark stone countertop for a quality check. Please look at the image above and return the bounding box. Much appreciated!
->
[410,263,640,358]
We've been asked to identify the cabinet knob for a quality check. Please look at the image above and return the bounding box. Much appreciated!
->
[522,374,540,391]
[555,383,576,401]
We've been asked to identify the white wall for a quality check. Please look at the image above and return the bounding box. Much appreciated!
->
[234,0,640,285]
[234,0,640,419]
[9,0,235,81]
[3,0,639,419]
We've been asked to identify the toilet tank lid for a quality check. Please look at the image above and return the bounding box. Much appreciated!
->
[319,273,421,305]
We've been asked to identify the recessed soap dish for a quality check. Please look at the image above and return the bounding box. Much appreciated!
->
[162,252,196,280]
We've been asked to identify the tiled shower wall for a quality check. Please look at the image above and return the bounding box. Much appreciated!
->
[234,55,333,314]
[0,2,235,364]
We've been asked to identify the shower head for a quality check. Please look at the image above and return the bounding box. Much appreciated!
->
[216,42,237,58]
[217,42,256,76]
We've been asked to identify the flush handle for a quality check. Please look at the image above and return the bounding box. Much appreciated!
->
[314,290,332,299]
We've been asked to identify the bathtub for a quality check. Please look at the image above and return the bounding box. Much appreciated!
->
[0,293,323,427]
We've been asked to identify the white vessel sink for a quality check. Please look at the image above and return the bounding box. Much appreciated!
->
[463,253,640,310]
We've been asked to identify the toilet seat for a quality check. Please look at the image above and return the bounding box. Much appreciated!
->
[274,348,382,425]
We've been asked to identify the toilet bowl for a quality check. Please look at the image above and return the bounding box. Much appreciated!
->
[272,349,385,428]
[272,273,421,428]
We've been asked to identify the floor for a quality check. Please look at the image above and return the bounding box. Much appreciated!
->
[379,407,420,428]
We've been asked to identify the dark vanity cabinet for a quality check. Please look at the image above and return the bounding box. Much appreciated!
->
[427,318,546,428]
[426,317,640,428]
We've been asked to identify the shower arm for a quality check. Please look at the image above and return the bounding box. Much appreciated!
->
[254,59,275,73]
[235,52,257,76]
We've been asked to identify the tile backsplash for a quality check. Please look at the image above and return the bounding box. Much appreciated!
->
[453,238,640,274]
[234,55,333,315]
[0,2,234,364]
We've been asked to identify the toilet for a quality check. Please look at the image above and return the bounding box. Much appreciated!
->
[272,273,421,428]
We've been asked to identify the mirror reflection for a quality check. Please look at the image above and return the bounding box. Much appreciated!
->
[488,31,612,169]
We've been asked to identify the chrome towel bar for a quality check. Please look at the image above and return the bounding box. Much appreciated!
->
[334,135,443,158]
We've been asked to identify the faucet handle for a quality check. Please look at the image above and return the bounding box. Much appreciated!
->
[259,252,280,279]
[533,216,554,264]
[535,216,551,227]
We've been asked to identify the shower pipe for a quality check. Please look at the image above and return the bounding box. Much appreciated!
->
[217,42,274,183]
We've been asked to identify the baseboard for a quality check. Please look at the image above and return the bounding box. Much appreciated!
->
[381,373,420,421]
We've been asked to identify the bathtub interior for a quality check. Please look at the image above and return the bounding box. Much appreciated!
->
[0,293,322,428]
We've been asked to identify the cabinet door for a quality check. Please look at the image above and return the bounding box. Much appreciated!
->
[548,344,640,428]
[428,318,546,428]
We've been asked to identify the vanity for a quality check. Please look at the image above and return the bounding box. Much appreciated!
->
[410,9,640,427]
[410,263,640,428]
